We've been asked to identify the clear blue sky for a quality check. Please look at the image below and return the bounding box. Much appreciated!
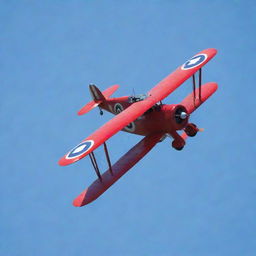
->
[1,1,256,255]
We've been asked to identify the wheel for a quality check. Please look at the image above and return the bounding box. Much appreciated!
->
[185,123,198,137]
[172,140,184,151]
[174,145,184,151]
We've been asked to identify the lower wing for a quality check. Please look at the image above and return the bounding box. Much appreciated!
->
[180,82,218,114]
[73,132,164,207]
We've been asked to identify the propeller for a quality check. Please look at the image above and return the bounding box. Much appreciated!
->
[175,107,189,124]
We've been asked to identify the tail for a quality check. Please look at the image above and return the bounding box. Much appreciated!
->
[78,84,119,115]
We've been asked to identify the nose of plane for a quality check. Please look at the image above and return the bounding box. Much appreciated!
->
[180,111,188,119]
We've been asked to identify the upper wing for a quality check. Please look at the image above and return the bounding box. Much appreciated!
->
[59,48,217,166]
[59,98,156,166]
[148,48,217,102]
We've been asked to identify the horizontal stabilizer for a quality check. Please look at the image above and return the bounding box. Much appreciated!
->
[102,84,119,99]
[180,82,218,114]
[77,101,102,116]
[73,133,163,207]
[77,84,119,115]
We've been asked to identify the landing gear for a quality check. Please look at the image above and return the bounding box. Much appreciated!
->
[171,131,186,151]
[99,107,103,115]
[172,138,185,151]
[184,123,198,137]
[172,142,184,151]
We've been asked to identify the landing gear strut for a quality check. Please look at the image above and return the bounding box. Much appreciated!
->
[171,132,185,151]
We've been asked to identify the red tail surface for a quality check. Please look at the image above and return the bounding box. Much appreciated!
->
[77,84,119,115]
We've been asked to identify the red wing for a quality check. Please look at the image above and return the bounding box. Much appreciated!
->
[180,82,218,114]
[73,132,164,207]
[59,49,217,166]
[148,48,217,102]
[59,98,156,166]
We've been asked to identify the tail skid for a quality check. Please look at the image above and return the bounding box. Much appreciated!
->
[77,84,119,115]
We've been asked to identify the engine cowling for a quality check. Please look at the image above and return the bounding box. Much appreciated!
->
[169,104,189,130]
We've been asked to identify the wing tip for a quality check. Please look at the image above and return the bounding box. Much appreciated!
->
[204,48,218,56]
[207,82,218,91]
[113,84,120,89]
[77,110,85,116]
[73,190,89,207]
[58,156,78,166]
[58,157,69,166]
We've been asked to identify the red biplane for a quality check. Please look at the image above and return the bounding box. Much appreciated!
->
[59,48,218,207]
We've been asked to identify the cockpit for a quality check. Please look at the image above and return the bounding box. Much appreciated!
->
[128,94,162,115]
[128,94,147,103]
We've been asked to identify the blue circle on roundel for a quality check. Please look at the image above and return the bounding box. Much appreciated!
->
[67,141,93,158]
[183,54,206,69]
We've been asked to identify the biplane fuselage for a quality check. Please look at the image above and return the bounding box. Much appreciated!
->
[100,97,188,137]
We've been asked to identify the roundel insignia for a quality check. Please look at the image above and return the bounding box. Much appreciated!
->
[114,103,124,114]
[181,54,207,70]
[66,140,94,159]
[114,103,136,132]
[124,121,135,132]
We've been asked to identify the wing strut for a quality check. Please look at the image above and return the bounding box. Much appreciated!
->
[73,132,164,207]
[103,142,113,175]
[192,74,196,107]
[89,152,102,182]
[192,68,203,106]
[89,142,113,181]
[199,68,202,101]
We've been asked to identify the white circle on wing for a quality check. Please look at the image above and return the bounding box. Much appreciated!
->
[181,54,207,70]
[66,140,94,159]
